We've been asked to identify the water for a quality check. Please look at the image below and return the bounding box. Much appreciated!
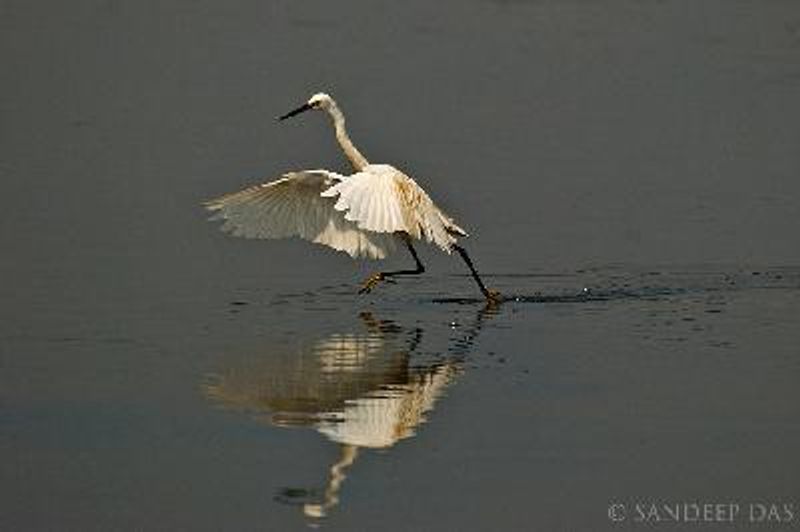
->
[2,1,800,530]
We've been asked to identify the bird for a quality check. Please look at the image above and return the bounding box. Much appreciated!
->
[204,92,500,302]
[204,307,497,518]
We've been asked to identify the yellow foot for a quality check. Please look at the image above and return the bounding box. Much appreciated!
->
[485,289,503,305]
[359,273,386,294]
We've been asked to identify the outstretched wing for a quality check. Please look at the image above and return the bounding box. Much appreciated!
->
[321,165,467,253]
[204,170,396,259]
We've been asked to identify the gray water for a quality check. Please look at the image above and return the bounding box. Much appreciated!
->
[2,1,800,530]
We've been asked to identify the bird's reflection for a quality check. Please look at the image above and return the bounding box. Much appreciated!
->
[205,304,498,519]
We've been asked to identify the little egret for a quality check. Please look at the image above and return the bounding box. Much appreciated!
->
[204,92,499,302]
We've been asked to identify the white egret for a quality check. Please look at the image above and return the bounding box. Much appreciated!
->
[204,92,500,302]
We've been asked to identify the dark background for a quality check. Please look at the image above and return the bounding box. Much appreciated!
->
[2,1,799,530]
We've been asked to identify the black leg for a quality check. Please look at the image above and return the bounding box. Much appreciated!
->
[359,239,426,294]
[452,244,502,303]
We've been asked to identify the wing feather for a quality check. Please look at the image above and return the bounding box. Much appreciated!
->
[321,165,467,252]
[205,170,396,259]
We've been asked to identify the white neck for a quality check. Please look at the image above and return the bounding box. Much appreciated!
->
[326,102,369,171]
[303,444,358,518]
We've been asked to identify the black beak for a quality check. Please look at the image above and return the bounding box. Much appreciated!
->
[278,102,313,121]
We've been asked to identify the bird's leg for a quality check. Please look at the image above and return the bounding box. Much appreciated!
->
[359,239,425,294]
[452,244,502,304]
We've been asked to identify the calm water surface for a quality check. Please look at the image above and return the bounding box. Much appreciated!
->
[2,1,799,530]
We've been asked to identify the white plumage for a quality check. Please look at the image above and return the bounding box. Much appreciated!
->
[321,164,466,252]
[205,164,465,259]
[205,92,497,300]
[205,170,397,259]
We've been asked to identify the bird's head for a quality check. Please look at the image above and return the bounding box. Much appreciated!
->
[279,92,334,121]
